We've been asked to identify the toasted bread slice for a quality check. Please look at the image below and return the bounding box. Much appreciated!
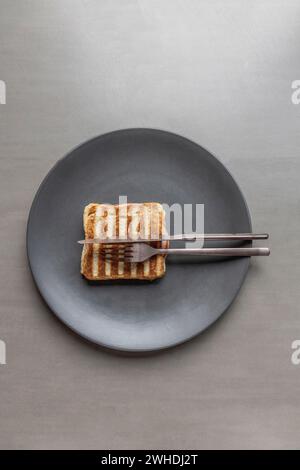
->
[81,203,168,281]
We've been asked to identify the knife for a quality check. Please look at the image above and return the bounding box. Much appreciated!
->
[77,233,269,244]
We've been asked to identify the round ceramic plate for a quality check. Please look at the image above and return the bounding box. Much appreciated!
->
[27,129,251,352]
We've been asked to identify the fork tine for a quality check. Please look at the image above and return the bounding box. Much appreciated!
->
[100,243,134,248]
[100,247,133,253]
[100,249,132,259]
[100,250,133,257]
[100,253,135,261]
[100,254,126,261]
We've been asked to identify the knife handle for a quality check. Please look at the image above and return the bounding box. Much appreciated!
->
[168,233,269,241]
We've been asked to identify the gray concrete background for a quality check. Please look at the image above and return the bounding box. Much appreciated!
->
[0,0,300,450]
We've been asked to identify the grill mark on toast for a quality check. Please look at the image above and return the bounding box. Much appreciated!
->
[143,205,150,278]
[156,208,162,276]
[119,205,131,277]
[105,206,115,278]
[117,206,126,277]
[128,205,141,278]
[93,205,103,278]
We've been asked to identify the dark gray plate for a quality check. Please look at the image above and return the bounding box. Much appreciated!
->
[27,129,251,352]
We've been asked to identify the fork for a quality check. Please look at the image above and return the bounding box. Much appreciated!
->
[100,243,270,263]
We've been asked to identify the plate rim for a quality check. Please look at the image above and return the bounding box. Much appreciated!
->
[26,128,252,352]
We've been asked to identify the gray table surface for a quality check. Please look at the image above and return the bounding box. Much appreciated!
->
[1,0,300,450]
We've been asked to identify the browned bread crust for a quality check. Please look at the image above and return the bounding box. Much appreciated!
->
[81,203,168,281]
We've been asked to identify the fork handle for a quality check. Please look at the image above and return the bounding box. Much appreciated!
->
[158,247,270,256]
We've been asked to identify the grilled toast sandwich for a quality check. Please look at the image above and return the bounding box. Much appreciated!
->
[81,202,168,281]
